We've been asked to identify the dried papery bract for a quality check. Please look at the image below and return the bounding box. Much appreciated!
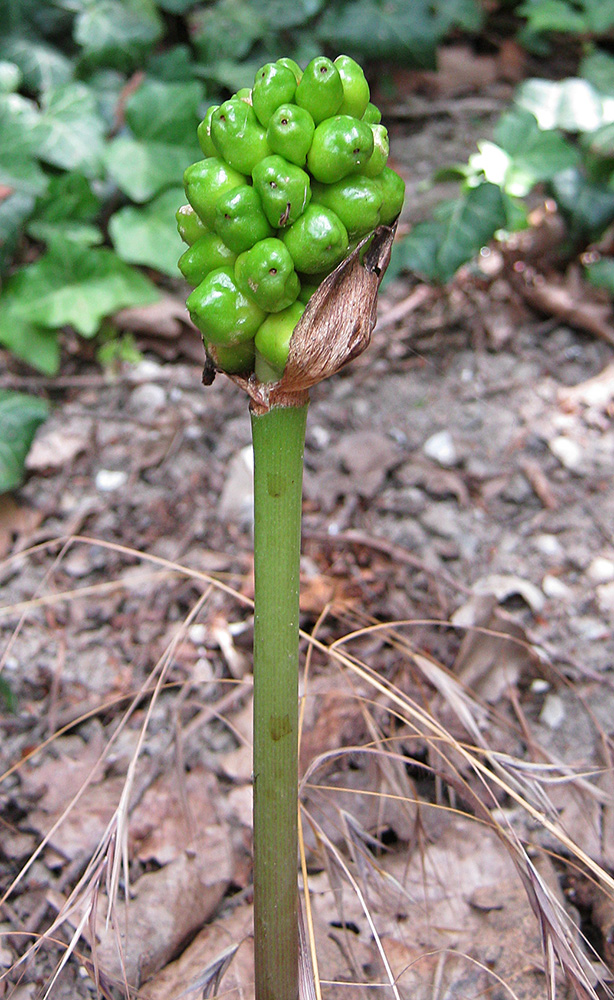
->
[204,220,397,411]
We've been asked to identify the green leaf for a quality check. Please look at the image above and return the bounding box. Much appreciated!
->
[518,0,587,34]
[74,0,164,72]
[517,77,603,132]
[0,390,49,494]
[36,82,106,176]
[0,36,73,93]
[395,183,506,284]
[585,256,614,292]
[318,0,461,67]
[580,48,614,96]
[0,60,22,93]
[0,93,47,196]
[11,238,160,338]
[109,186,186,278]
[25,161,102,243]
[248,0,324,29]
[586,121,614,157]
[492,108,580,191]
[156,0,198,11]
[105,137,197,203]
[147,45,196,82]
[124,79,203,143]
[550,166,614,241]
[0,279,61,373]
[189,0,265,64]
[0,191,34,274]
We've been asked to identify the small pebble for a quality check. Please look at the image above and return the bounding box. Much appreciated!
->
[596,581,614,615]
[95,469,128,492]
[129,382,166,416]
[530,679,550,694]
[587,556,614,584]
[534,533,564,558]
[548,435,583,471]
[540,692,566,729]
[542,574,573,600]
[423,429,458,467]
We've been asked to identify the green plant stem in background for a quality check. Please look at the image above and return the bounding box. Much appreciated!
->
[251,399,308,1000]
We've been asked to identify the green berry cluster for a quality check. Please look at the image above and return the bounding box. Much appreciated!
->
[178,55,405,384]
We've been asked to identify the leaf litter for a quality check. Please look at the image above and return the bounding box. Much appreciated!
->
[2,76,614,1000]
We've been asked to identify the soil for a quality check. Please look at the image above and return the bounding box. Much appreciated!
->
[1,69,614,1000]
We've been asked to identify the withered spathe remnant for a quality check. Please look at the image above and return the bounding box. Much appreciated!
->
[203,219,398,412]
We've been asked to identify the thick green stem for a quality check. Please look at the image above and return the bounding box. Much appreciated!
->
[251,400,308,1000]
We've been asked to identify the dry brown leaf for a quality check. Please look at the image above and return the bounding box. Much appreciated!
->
[128,767,221,865]
[0,496,43,558]
[96,821,234,987]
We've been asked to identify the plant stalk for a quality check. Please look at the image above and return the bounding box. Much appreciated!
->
[251,399,308,1000]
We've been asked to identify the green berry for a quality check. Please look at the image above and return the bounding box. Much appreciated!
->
[376,166,406,225]
[254,300,306,379]
[282,203,349,274]
[252,62,297,127]
[311,175,383,239]
[214,184,273,254]
[334,55,370,119]
[183,158,246,228]
[178,233,237,286]
[197,106,219,157]
[252,154,311,228]
[235,238,300,312]
[307,115,374,184]
[266,104,315,167]
[361,123,389,178]
[211,98,271,174]
[295,56,343,125]
[187,267,265,346]
[176,204,209,246]
[362,102,382,125]
[210,340,255,374]
[276,57,302,84]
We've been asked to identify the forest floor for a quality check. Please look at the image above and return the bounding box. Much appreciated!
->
[1,53,614,1000]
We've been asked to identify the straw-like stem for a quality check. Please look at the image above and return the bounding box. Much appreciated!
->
[251,399,308,1000]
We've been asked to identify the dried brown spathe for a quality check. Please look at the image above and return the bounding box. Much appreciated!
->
[205,221,398,412]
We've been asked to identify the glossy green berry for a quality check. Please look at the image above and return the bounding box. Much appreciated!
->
[307,115,374,184]
[361,124,389,178]
[211,340,255,374]
[282,203,349,274]
[266,104,315,167]
[295,56,343,125]
[334,55,370,119]
[236,87,252,102]
[362,102,382,125]
[176,204,209,245]
[376,166,406,225]
[276,57,302,84]
[214,184,273,254]
[311,175,383,239]
[235,238,300,312]
[178,233,237,285]
[254,300,306,379]
[252,62,297,127]
[211,99,271,174]
[197,106,219,157]
[297,280,320,304]
[184,158,246,229]
[187,267,265,346]
[252,154,311,229]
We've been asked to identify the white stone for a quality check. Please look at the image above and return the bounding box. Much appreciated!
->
[596,581,614,615]
[95,469,128,492]
[548,435,583,471]
[218,445,254,523]
[129,382,166,416]
[530,679,550,694]
[423,429,458,467]
[587,556,614,584]
[540,692,566,729]
[534,533,564,558]
[542,574,573,600]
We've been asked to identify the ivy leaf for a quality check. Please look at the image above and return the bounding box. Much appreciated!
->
[74,0,164,72]
[36,82,106,176]
[147,45,196,82]
[189,0,265,64]
[109,186,186,277]
[395,183,506,284]
[0,391,49,494]
[0,36,73,93]
[248,0,324,29]
[550,166,614,242]
[124,79,203,144]
[0,93,47,196]
[105,137,196,203]
[27,172,102,245]
[318,0,444,68]
[0,191,34,274]
[0,277,60,373]
[11,238,160,338]
[517,77,603,132]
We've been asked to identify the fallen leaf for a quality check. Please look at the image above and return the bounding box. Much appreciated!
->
[129,767,221,865]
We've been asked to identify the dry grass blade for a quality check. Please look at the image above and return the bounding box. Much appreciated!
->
[179,941,240,998]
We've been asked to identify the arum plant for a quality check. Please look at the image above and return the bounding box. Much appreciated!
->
[178,54,404,1000]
